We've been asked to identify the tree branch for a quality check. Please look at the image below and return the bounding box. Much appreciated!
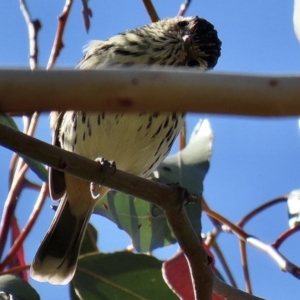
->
[177,0,192,17]
[19,0,41,70]
[0,69,299,116]
[47,0,74,69]
[0,183,48,271]
[204,206,300,280]
[0,164,28,259]
[142,0,159,22]
[81,0,92,32]
[0,123,182,207]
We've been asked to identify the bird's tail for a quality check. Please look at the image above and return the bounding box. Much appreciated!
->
[30,195,93,285]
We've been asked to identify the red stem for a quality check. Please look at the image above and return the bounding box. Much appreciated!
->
[272,226,300,249]
[0,164,28,259]
[0,183,48,271]
[47,0,74,69]
[239,240,252,293]
[0,264,30,276]
[177,0,192,17]
[237,197,287,227]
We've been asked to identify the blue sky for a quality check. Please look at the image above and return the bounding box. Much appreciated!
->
[0,1,300,299]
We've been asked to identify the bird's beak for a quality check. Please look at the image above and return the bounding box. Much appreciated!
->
[182,34,193,51]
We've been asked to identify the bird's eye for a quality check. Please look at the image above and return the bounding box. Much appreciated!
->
[178,20,189,27]
[187,60,200,67]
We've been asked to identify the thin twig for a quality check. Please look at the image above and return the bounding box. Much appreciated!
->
[19,0,41,70]
[203,198,237,288]
[9,153,19,186]
[47,0,74,69]
[239,240,252,294]
[23,179,42,191]
[0,264,30,276]
[0,164,29,259]
[13,115,33,179]
[177,0,192,17]
[26,112,40,136]
[247,237,300,279]
[204,227,220,248]
[202,198,223,232]
[4,114,37,279]
[10,113,39,196]
[10,216,28,281]
[204,207,300,279]
[142,0,159,22]
[81,0,93,32]
[22,115,31,134]
[272,226,300,249]
[0,183,48,271]
[6,113,40,256]
[237,197,287,227]
[211,242,237,288]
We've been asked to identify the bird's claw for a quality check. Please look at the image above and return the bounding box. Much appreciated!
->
[90,157,117,199]
[95,157,116,175]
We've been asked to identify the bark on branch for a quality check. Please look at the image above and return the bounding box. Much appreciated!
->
[0,69,299,116]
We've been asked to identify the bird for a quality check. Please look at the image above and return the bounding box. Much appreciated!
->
[30,16,221,285]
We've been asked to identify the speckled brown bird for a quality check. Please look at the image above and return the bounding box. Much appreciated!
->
[31,16,221,285]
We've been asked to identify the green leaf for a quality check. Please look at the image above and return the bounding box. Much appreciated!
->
[154,119,213,233]
[70,224,100,299]
[69,283,81,300]
[22,155,48,182]
[80,223,99,255]
[93,119,212,252]
[0,275,40,300]
[0,113,48,182]
[73,252,177,300]
[0,114,19,130]
[155,119,212,196]
[94,191,176,252]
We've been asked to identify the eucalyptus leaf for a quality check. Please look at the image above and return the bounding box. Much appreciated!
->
[80,223,99,255]
[0,114,19,130]
[73,252,177,300]
[94,191,176,252]
[0,275,40,300]
[69,283,81,300]
[154,119,213,233]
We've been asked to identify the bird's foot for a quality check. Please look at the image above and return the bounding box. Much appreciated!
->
[90,157,117,199]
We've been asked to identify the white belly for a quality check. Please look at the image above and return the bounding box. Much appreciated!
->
[59,112,185,177]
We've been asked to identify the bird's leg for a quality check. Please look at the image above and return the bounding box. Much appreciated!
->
[90,157,117,199]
